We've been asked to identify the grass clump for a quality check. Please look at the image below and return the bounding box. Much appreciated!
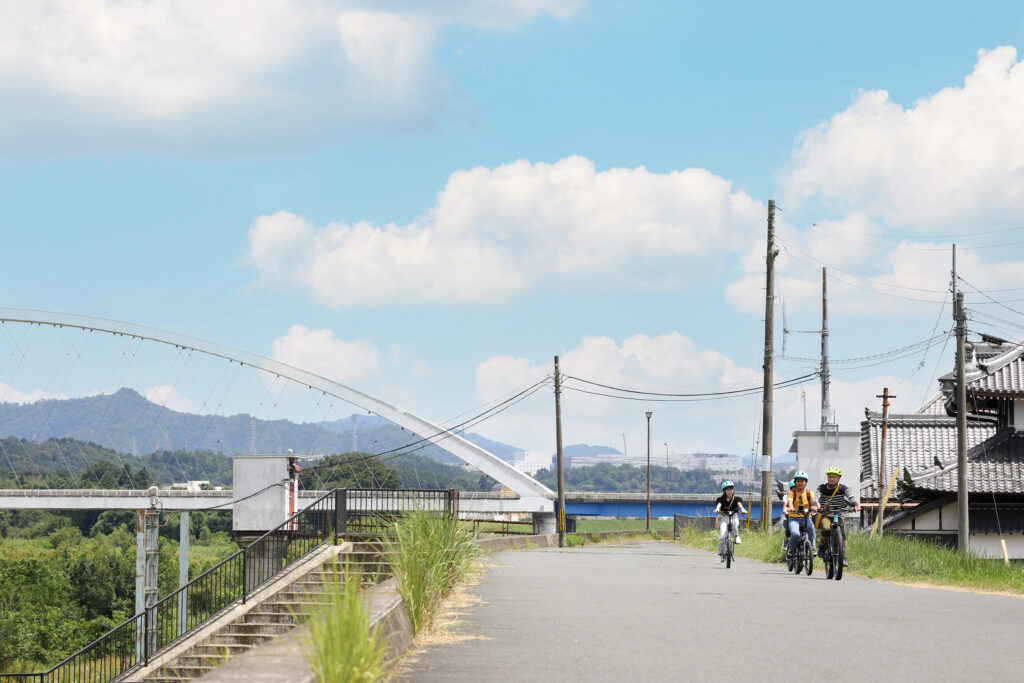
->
[575,518,674,532]
[846,534,1024,593]
[675,523,1024,594]
[383,510,480,635]
[303,565,388,683]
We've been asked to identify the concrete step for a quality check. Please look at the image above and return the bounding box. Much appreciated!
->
[145,662,215,681]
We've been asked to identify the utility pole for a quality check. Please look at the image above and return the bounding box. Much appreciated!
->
[821,268,832,430]
[760,200,777,532]
[875,388,895,535]
[645,410,653,530]
[554,356,566,548]
[955,292,969,552]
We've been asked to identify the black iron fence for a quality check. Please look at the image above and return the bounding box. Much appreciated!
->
[0,488,458,683]
[336,488,458,538]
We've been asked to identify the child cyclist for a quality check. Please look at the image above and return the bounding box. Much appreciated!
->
[783,472,817,558]
[714,480,747,564]
[781,479,795,551]
[815,465,861,567]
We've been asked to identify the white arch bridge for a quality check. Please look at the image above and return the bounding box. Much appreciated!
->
[0,308,555,516]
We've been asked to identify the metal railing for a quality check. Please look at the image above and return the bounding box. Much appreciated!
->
[1,488,457,683]
[336,488,458,538]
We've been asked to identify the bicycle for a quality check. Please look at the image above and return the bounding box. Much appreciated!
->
[786,508,814,576]
[718,510,739,569]
[820,512,845,581]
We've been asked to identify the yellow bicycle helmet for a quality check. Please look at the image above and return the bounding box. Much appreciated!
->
[825,465,843,476]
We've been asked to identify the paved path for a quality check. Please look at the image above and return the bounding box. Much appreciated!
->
[400,540,1024,682]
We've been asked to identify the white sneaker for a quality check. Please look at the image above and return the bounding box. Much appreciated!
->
[735,536,742,544]
[716,555,722,564]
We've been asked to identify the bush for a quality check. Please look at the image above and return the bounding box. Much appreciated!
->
[303,565,387,683]
[383,510,480,634]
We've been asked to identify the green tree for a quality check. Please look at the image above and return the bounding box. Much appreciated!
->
[301,452,401,489]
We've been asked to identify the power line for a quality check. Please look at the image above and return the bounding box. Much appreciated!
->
[775,332,948,365]
[776,236,948,296]
[300,378,552,476]
[958,276,1024,319]
[560,372,816,403]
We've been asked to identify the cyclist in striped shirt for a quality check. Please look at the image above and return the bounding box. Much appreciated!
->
[815,465,861,566]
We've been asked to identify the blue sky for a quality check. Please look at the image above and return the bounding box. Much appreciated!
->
[2,1,1024,461]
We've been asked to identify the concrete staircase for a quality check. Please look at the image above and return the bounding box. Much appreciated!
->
[124,544,348,683]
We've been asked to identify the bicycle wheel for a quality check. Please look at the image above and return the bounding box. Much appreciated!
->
[824,538,834,580]
[804,538,813,576]
[834,525,845,581]
[726,537,734,568]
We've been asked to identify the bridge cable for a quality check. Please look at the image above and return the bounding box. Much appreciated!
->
[300,379,552,478]
[0,323,51,488]
[12,323,88,485]
[50,326,111,487]
[86,333,142,488]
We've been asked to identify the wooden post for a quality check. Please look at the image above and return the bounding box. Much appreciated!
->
[760,200,777,532]
[554,356,566,548]
[875,388,895,535]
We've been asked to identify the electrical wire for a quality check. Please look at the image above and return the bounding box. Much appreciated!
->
[775,332,948,365]
[300,378,552,477]
[776,236,948,296]
[959,276,1024,319]
[561,371,818,398]
[560,373,815,403]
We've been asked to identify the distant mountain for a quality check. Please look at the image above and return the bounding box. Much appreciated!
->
[563,444,622,458]
[0,388,524,464]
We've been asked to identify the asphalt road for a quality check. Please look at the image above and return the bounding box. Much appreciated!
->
[399,540,1024,682]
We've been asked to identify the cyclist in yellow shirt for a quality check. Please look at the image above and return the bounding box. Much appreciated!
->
[783,471,818,559]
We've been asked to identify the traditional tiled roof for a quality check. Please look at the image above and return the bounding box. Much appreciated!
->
[859,412,996,500]
[938,339,1024,398]
[903,428,1024,495]
[912,392,947,416]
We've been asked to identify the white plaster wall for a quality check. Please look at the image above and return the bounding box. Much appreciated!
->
[916,507,942,531]
[1014,399,1024,429]
[971,534,1024,560]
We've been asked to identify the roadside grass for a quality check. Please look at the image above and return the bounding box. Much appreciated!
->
[565,530,662,547]
[574,519,674,532]
[302,565,388,683]
[675,525,1024,594]
[383,509,481,635]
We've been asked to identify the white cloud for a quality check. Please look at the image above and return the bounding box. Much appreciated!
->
[0,383,68,405]
[248,156,765,305]
[270,325,380,384]
[145,384,195,412]
[0,0,584,155]
[780,46,1024,229]
[473,333,764,453]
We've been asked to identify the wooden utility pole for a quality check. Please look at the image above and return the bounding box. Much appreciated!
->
[760,200,776,531]
[554,356,566,548]
[645,410,653,530]
[955,292,970,552]
[875,388,895,535]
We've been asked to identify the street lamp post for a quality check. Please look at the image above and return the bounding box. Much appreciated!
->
[645,410,653,530]
[664,442,669,469]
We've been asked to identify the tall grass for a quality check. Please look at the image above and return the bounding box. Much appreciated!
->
[675,524,1024,594]
[383,509,480,635]
[302,565,388,683]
